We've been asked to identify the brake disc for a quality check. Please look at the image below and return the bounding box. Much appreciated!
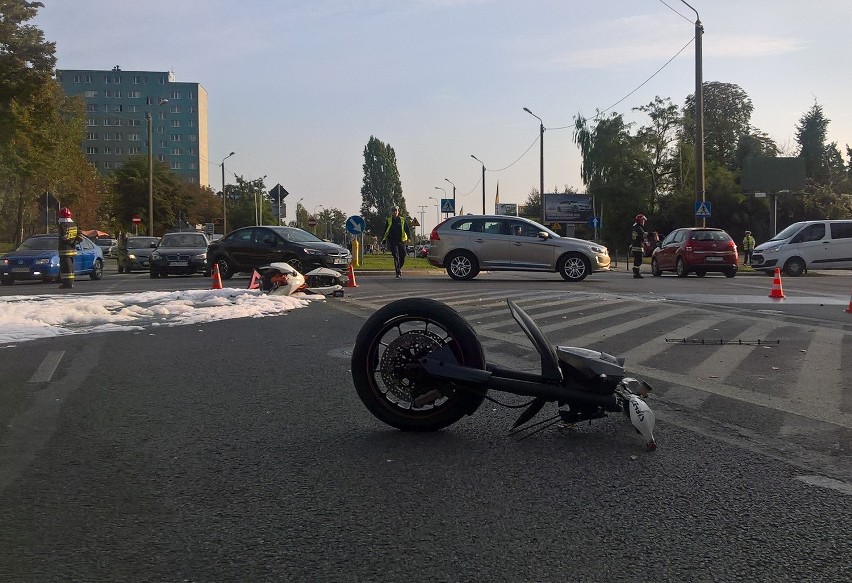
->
[379,329,444,402]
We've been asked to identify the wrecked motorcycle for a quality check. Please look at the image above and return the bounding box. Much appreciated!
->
[351,298,656,449]
[255,262,347,296]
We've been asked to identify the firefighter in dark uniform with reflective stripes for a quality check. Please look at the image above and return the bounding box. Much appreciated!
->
[57,207,82,288]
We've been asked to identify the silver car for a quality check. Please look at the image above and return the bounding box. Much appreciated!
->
[427,215,610,282]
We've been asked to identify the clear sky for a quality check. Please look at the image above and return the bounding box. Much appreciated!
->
[32,0,852,234]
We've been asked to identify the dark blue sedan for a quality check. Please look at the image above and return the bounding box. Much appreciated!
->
[0,234,104,286]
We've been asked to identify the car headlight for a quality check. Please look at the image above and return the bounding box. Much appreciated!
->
[303,248,324,256]
[34,258,53,265]
[588,245,607,254]
[193,252,207,260]
[764,245,783,253]
[127,253,137,259]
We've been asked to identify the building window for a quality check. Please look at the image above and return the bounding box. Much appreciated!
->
[104,161,113,169]
[189,163,198,170]
[171,148,182,155]
[133,75,141,84]
[74,75,81,83]
[188,148,196,155]
[188,106,196,113]
[114,119,122,127]
[86,104,98,112]
[170,134,181,142]
[171,120,180,127]
[115,90,122,98]
[103,118,112,126]
[188,135,198,142]
[187,120,194,128]
[103,147,111,154]
[128,105,140,112]
[169,105,180,114]
[159,111,167,120]
[128,119,141,127]
[87,118,97,126]
[159,140,167,148]
[105,90,113,98]
[103,133,111,141]
[86,132,97,140]
[127,91,140,98]
[86,147,98,154]
[129,147,141,155]
[170,161,182,170]
[83,90,99,98]
[115,147,123,154]
[114,133,122,140]
[171,91,181,99]
[129,133,140,141]
[113,104,122,112]
[114,76,121,84]
[85,75,92,83]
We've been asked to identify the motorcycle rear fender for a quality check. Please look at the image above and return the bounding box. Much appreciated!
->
[506,299,563,382]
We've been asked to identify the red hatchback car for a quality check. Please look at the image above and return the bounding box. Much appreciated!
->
[651,227,738,278]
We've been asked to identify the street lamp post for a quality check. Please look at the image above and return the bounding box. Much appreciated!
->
[220,152,235,234]
[433,186,446,219]
[523,107,545,225]
[681,0,705,227]
[428,195,440,228]
[313,204,324,236]
[470,155,486,214]
[444,178,456,216]
[256,174,267,226]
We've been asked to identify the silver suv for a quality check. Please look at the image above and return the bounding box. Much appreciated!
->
[427,215,610,282]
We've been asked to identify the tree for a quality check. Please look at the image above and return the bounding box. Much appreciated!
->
[360,136,404,236]
[633,96,682,214]
[111,156,188,236]
[795,102,832,185]
[684,82,754,169]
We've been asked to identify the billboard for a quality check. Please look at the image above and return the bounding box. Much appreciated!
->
[544,193,593,223]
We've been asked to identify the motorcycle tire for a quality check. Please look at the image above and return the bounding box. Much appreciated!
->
[351,297,486,431]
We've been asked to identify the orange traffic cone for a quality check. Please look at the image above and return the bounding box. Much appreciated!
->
[768,267,785,299]
[248,269,261,290]
[346,263,358,288]
[845,289,852,313]
[211,263,223,290]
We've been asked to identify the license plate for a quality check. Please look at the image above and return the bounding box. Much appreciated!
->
[334,258,347,265]
[169,261,188,267]
[704,256,723,262]
[12,267,30,273]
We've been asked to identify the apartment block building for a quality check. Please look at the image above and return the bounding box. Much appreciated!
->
[56,66,209,186]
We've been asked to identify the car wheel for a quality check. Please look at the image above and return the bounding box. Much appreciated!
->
[215,257,235,279]
[90,259,104,280]
[651,258,662,277]
[676,257,688,277]
[557,253,589,282]
[783,257,806,277]
[0,275,13,286]
[723,267,737,278]
[445,251,479,281]
[695,269,707,277]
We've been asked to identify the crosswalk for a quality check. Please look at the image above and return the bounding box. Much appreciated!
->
[337,287,852,447]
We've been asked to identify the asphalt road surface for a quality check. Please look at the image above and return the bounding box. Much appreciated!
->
[1,268,850,582]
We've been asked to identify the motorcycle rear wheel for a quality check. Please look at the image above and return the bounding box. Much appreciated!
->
[351,298,486,431]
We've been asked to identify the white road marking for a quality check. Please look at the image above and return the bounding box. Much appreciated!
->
[794,475,852,496]
[28,350,65,383]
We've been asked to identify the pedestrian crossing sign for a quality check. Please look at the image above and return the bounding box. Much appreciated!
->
[441,199,455,213]
[695,201,712,218]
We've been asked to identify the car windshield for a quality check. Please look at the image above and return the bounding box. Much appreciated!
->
[767,222,806,242]
[691,230,732,242]
[127,238,159,249]
[270,227,324,243]
[159,234,207,247]
[18,237,57,251]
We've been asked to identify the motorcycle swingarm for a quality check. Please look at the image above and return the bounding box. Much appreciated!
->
[419,348,621,413]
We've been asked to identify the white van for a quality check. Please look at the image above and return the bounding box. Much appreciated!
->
[751,220,852,276]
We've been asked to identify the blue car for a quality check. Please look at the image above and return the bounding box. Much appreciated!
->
[0,234,104,286]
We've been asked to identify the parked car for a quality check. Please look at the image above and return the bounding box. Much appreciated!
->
[751,219,852,276]
[94,237,117,257]
[556,200,592,213]
[149,232,210,278]
[427,215,610,282]
[116,236,160,273]
[0,234,104,285]
[651,227,738,278]
[206,226,352,279]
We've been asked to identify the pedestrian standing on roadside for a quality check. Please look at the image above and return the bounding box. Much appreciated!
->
[630,214,647,279]
[382,205,410,278]
[742,230,756,265]
[57,207,82,289]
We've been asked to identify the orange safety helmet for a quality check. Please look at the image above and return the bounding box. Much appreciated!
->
[58,207,72,219]
[635,214,647,223]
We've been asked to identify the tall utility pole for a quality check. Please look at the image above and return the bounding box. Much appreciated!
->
[418,205,427,240]
[523,107,545,225]
[471,155,486,214]
[220,152,235,234]
[681,0,705,227]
